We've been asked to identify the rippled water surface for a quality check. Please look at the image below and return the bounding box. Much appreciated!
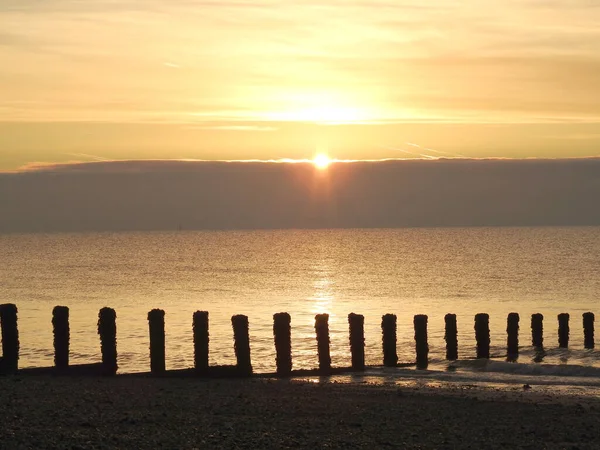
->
[1,227,599,373]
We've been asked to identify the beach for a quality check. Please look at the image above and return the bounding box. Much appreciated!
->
[2,376,599,449]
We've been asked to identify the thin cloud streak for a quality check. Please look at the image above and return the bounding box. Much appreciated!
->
[9,155,600,175]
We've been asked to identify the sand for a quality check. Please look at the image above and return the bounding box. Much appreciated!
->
[1,375,600,449]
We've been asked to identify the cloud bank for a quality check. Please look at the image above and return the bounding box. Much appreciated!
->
[1,158,599,232]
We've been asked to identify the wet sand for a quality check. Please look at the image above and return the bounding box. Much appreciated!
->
[1,375,599,449]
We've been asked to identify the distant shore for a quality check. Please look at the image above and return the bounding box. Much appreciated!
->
[1,375,599,449]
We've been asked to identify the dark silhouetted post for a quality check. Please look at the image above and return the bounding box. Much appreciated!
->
[148,309,166,374]
[273,313,292,376]
[232,315,252,375]
[507,312,519,359]
[444,313,458,360]
[531,313,544,348]
[348,313,365,370]
[97,307,117,375]
[315,314,331,372]
[193,311,209,372]
[583,312,595,349]
[381,314,398,367]
[558,313,569,348]
[52,306,70,370]
[414,314,428,369]
[0,303,19,373]
[474,313,490,359]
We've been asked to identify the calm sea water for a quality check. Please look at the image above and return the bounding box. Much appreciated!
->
[1,227,599,377]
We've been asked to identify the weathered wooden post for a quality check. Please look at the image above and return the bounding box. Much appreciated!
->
[52,306,70,370]
[315,314,331,372]
[507,312,519,359]
[348,313,365,370]
[531,313,544,348]
[148,309,166,374]
[97,307,117,375]
[381,314,398,367]
[0,303,19,373]
[558,313,569,348]
[583,312,595,349]
[193,311,209,373]
[414,314,428,369]
[474,313,490,359]
[444,313,458,360]
[273,312,292,376]
[232,314,252,375]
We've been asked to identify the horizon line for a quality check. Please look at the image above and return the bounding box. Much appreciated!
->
[4,155,600,174]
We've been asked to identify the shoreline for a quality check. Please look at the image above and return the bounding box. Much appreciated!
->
[2,375,600,448]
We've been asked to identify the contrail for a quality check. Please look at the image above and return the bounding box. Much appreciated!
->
[381,145,437,160]
[405,142,466,158]
[66,153,110,161]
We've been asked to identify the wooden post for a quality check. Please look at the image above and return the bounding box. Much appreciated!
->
[583,312,595,349]
[507,312,519,359]
[414,314,428,369]
[273,312,292,376]
[193,311,209,372]
[474,313,490,359]
[381,314,398,367]
[348,313,365,370]
[52,306,70,370]
[97,307,117,375]
[148,309,166,374]
[232,315,252,375]
[444,313,458,360]
[0,303,19,373]
[558,313,569,348]
[315,314,331,372]
[531,313,544,348]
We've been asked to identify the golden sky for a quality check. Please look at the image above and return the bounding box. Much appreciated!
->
[1,1,600,170]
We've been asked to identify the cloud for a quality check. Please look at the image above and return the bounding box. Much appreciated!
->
[1,158,599,232]
[183,125,278,131]
[2,0,600,126]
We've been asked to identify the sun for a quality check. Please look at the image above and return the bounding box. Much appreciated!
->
[313,153,331,170]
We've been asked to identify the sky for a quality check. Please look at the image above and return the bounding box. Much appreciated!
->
[1,1,600,170]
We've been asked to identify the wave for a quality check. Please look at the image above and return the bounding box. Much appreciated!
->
[449,359,600,379]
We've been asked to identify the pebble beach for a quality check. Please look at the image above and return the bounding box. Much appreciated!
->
[2,375,600,449]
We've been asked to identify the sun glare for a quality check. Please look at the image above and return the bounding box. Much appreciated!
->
[313,154,331,170]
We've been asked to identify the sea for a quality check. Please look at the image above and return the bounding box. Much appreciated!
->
[1,227,599,392]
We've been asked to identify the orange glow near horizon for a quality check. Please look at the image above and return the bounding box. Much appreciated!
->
[1,1,600,171]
